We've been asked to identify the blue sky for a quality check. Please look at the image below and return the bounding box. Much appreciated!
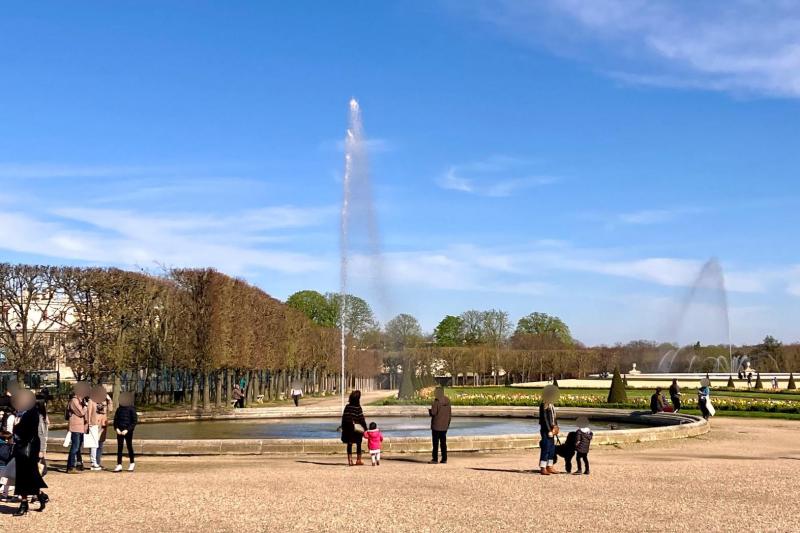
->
[1,1,799,345]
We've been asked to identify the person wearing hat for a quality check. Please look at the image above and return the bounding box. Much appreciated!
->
[538,385,559,475]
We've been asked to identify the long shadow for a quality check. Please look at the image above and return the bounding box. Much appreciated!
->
[295,460,346,467]
[469,467,538,475]
[383,456,431,464]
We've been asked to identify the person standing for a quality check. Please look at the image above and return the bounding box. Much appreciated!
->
[66,385,88,473]
[290,386,303,407]
[35,398,49,477]
[232,384,244,408]
[340,390,367,466]
[10,389,48,516]
[429,387,452,464]
[669,379,682,413]
[538,385,559,475]
[698,380,713,420]
[89,386,111,471]
[113,392,138,472]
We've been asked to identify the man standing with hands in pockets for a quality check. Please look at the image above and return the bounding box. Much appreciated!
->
[429,387,452,464]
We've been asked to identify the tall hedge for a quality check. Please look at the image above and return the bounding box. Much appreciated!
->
[788,373,796,390]
[607,367,628,403]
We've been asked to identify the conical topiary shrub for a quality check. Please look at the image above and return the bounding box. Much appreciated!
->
[726,375,735,388]
[754,372,763,389]
[552,378,559,387]
[788,373,796,390]
[607,367,628,404]
[398,358,416,400]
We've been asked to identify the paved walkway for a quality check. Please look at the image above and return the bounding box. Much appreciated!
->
[7,417,800,531]
[298,389,397,407]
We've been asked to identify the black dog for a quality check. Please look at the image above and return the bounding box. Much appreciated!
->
[554,431,577,473]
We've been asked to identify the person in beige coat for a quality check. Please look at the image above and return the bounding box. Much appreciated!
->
[88,385,112,471]
[67,383,89,473]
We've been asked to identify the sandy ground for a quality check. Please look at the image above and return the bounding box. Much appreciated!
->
[4,417,800,532]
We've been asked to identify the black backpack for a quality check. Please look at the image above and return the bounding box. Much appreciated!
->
[0,441,11,464]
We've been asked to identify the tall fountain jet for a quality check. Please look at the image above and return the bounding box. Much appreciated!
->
[339,98,385,408]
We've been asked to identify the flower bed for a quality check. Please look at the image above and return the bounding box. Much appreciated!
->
[381,387,800,414]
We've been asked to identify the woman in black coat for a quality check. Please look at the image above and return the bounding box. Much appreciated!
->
[11,389,48,516]
[340,390,367,466]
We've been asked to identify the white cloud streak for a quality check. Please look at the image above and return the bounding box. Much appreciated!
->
[461,0,800,98]
[437,155,558,197]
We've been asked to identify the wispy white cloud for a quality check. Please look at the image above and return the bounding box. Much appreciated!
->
[0,204,334,275]
[437,155,558,197]
[459,0,800,98]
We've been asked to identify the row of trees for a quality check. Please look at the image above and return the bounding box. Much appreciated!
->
[0,265,382,407]
[287,290,800,392]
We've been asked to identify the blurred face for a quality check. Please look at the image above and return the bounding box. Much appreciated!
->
[119,392,134,407]
[12,389,35,412]
[91,385,107,403]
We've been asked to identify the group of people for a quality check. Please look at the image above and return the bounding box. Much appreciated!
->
[339,387,453,466]
[649,378,714,420]
[0,381,140,517]
[65,383,138,474]
[536,384,594,476]
[0,385,49,516]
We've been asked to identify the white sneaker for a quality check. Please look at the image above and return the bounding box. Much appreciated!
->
[114,464,123,472]
[91,465,102,471]
[128,463,135,472]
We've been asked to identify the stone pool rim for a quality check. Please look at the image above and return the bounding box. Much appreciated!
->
[48,406,708,456]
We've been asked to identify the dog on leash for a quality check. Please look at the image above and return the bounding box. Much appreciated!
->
[553,431,578,473]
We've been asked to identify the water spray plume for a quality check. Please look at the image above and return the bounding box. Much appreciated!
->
[339,98,388,408]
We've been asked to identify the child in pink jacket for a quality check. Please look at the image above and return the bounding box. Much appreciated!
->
[364,422,383,466]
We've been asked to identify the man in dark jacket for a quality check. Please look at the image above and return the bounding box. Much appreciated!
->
[650,387,666,414]
[429,387,452,464]
[668,379,681,412]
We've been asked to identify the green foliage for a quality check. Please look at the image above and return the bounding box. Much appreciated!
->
[433,315,464,347]
[286,290,336,327]
[788,373,796,390]
[755,372,764,389]
[325,293,377,343]
[515,312,573,345]
[607,367,628,403]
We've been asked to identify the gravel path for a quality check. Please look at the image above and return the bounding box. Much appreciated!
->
[5,417,799,532]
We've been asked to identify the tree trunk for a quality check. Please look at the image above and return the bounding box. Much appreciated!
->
[112,372,122,408]
[202,372,211,410]
[191,372,199,410]
[215,371,223,408]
